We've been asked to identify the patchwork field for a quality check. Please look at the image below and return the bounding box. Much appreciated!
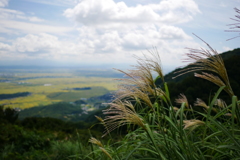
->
[0,68,121,109]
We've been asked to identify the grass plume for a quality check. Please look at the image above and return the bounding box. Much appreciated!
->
[226,8,240,40]
[174,34,234,97]
[102,100,146,137]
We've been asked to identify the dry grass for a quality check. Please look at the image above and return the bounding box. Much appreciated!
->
[102,49,166,136]
[226,8,240,40]
[183,119,205,130]
[174,34,234,97]
[89,137,113,160]
[175,93,189,108]
[89,137,103,147]
[102,99,146,137]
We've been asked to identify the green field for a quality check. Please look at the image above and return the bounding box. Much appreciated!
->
[47,86,109,101]
[0,68,120,109]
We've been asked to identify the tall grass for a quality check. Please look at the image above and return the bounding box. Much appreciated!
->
[84,41,240,159]
[67,8,240,160]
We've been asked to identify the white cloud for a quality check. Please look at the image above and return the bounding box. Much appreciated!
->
[0,42,11,50]
[0,0,8,7]
[23,0,78,6]
[64,0,200,26]
[28,16,44,22]
[1,29,200,71]
[0,6,72,35]
[13,33,59,53]
[63,0,197,55]
[0,8,44,22]
[0,0,205,71]
[11,33,84,58]
[223,46,232,52]
[74,24,192,56]
[0,0,200,69]
[0,20,73,34]
[0,8,25,19]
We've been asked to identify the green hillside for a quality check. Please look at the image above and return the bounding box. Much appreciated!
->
[18,101,107,123]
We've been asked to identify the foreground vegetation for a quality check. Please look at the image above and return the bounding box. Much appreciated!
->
[0,107,108,160]
[89,44,240,159]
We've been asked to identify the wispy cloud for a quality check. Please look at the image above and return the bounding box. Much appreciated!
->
[22,0,77,6]
[0,0,9,7]
[0,20,73,34]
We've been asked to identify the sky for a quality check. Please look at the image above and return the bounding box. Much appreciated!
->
[0,0,239,73]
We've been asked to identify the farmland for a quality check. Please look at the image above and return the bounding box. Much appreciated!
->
[0,67,122,109]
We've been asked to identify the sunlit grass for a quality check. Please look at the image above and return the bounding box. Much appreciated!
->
[0,94,61,109]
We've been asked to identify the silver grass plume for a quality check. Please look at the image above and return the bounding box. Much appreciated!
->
[174,34,234,97]
[102,48,165,136]
[102,100,146,137]
[225,8,240,41]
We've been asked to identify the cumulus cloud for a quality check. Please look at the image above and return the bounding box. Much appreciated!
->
[74,24,192,55]
[0,42,11,50]
[64,0,200,26]
[13,33,59,53]
[63,0,197,54]
[0,0,8,7]
[12,33,83,57]
[1,33,126,65]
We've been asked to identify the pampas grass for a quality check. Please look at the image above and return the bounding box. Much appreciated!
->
[174,34,234,97]
[85,43,238,159]
[226,8,240,40]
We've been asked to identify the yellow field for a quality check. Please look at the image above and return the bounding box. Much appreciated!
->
[0,72,119,109]
[0,94,61,109]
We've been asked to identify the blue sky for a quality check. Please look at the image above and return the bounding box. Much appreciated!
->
[0,0,239,73]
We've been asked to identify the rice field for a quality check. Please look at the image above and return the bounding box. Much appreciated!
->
[0,69,119,109]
